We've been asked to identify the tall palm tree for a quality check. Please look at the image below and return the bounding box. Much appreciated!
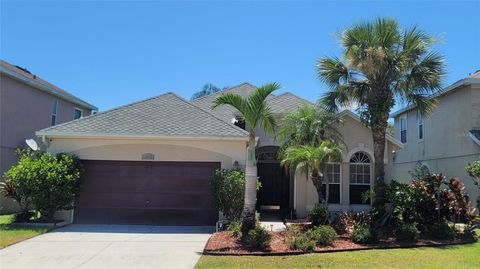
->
[191,83,223,100]
[212,83,280,232]
[280,141,343,204]
[317,17,445,207]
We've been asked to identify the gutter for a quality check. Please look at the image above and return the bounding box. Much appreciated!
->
[0,65,98,111]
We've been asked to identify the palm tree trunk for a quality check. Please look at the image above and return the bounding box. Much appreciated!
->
[371,119,387,209]
[311,169,325,204]
[242,135,257,234]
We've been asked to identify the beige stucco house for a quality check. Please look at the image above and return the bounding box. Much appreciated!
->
[391,71,480,209]
[0,60,97,213]
[35,83,402,225]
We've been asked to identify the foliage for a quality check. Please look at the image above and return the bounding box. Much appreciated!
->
[227,221,242,237]
[2,149,83,220]
[244,226,272,250]
[307,203,330,226]
[336,211,371,234]
[351,224,378,244]
[307,225,337,246]
[466,161,480,211]
[395,223,419,241]
[286,224,303,236]
[211,169,245,221]
[287,235,316,252]
[190,83,224,100]
[14,211,35,223]
[428,222,456,240]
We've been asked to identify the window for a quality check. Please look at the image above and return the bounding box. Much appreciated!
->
[349,152,371,204]
[400,116,407,143]
[51,100,58,126]
[73,108,83,120]
[321,163,341,204]
[417,111,424,140]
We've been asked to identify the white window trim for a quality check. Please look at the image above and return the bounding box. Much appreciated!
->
[51,99,58,126]
[324,162,342,205]
[400,115,407,144]
[417,111,424,141]
[349,152,373,205]
[73,107,83,120]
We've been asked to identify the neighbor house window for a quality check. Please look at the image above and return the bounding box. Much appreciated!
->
[417,111,424,140]
[400,116,407,143]
[51,100,58,126]
[322,163,341,204]
[349,152,371,204]
[73,108,83,120]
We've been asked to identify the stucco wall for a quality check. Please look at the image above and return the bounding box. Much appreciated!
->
[0,74,94,213]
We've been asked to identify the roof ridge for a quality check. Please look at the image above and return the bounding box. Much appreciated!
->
[270,91,313,104]
[168,92,250,136]
[191,82,258,102]
[39,92,175,133]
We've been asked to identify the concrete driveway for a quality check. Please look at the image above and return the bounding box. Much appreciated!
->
[0,224,213,269]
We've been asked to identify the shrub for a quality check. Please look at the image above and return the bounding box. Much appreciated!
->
[308,203,329,226]
[395,223,420,241]
[286,224,303,236]
[351,224,378,244]
[336,211,371,234]
[244,226,272,250]
[3,149,83,220]
[287,235,316,252]
[211,169,261,221]
[428,222,456,240]
[227,221,242,237]
[307,225,337,246]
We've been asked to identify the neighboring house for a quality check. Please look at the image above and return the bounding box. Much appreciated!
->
[35,83,402,225]
[0,60,97,213]
[391,71,480,209]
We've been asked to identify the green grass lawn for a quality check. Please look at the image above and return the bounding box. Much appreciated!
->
[196,230,480,269]
[0,214,49,248]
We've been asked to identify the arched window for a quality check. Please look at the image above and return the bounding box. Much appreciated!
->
[349,152,371,204]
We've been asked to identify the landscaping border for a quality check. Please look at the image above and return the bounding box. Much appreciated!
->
[203,238,477,256]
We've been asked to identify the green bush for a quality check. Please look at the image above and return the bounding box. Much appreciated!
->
[288,235,316,252]
[211,169,261,221]
[308,203,329,226]
[336,211,371,234]
[395,223,420,241]
[286,224,303,236]
[428,222,456,240]
[351,224,378,244]
[2,149,83,220]
[307,225,337,246]
[227,221,242,237]
[244,226,272,250]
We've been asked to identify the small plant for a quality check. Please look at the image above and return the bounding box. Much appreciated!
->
[336,211,371,234]
[227,221,242,237]
[244,226,272,250]
[287,235,316,252]
[395,223,420,241]
[308,203,329,226]
[428,222,456,240]
[286,224,303,236]
[307,225,337,246]
[351,224,378,244]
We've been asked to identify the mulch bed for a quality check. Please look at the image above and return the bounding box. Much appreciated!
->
[203,231,476,256]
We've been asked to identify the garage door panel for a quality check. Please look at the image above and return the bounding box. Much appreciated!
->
[74,160,219,225]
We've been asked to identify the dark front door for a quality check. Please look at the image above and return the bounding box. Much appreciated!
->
[74,160,219,225]
[257,162,290,209]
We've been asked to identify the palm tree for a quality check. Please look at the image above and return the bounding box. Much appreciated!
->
[317,17,445,207]
[191,83,223,100]
[212,83,280,232]
[280,141,343,204]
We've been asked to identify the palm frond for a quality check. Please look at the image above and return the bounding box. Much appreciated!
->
[212,93,245,112]
[404,93,438,116]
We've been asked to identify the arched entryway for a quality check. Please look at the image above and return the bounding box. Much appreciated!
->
[256,146,291,211]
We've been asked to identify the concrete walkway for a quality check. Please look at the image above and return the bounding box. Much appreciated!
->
[0,224,213,269]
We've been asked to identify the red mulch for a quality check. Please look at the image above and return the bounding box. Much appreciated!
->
[204,231,475,255]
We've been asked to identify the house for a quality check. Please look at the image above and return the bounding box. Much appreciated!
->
[35,83,402,225]
[0,60,97,213]
[391,71,480,208]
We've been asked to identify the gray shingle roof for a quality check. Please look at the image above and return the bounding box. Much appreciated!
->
[191,83,310,123]
[37,92,249,139]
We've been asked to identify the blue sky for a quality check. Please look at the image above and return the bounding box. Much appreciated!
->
[1,0,479,112]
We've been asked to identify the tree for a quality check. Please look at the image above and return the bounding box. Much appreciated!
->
[280,141,343,204]
[317,17,445,208]
[212,83,280,233]
[191,83,223,100]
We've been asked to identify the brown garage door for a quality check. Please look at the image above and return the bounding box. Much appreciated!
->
[74,160,220,225]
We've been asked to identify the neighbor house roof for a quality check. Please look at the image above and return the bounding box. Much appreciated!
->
[191,82,311,123]
[36,92,249,140]
[390,71,480,118]
[0,60,97,111]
